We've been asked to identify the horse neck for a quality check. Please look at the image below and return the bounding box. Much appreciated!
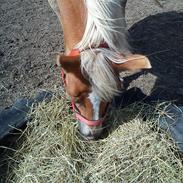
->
[57,0,86,54]
[55,0,129,54]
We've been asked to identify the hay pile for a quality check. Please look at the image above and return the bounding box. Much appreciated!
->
[8,93,183,183]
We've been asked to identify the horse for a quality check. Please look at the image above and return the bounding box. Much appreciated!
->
[48,0,151,139]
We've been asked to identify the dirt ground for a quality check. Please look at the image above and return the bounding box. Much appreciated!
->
[0,0,183,110]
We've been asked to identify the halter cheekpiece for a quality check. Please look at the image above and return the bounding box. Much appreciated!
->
[61,45,109,126]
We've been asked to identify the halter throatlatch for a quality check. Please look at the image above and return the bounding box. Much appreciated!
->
[60,46,109,127]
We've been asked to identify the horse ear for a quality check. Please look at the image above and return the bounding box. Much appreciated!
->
[56,54,81,72]
[112,54,151,72]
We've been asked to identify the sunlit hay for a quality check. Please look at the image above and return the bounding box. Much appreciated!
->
[85,121,183,183]
[8,93,95,183]
[8,94,183,183]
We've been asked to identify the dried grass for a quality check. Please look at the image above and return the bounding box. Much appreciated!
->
[7,93,183,183]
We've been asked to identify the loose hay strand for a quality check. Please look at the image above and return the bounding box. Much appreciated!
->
[6,93,183,183]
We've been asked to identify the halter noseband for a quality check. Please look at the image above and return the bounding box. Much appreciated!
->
[71,98,108,126]
[61,45,109,127]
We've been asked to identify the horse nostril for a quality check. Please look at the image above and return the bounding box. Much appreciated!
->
[77,121,103,140]
[83,134,96,140]
[78,131,99,140]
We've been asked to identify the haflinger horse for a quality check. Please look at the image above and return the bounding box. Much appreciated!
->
[48,0,151,140]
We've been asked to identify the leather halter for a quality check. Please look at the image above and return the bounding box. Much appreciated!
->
[61,45,110,126]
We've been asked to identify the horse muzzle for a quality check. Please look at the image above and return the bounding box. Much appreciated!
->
[72,102,109,140]
[61,67,109,140]
[75,112,106,140]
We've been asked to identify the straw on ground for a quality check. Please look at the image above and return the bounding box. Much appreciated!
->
[7,93,183,183]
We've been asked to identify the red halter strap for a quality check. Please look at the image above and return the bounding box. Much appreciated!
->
[69,49,80,56]
[61,44,109,126]
[71,99,108,126]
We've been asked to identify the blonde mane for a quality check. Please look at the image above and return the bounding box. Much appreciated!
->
[48,0,131,101]
[76,0,131,101]
[76,0,130,53]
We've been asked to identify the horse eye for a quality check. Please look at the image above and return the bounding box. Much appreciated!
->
[74,92,88,104]
[75,97,81,104]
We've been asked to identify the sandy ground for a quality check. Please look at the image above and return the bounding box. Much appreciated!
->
[0,0,183,110]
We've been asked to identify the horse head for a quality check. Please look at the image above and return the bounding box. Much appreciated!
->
[49,0,151,139]
[57,52,151,139]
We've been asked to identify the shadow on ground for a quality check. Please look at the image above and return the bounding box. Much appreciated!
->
[105,12,183,150]
[116,11,183,107]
